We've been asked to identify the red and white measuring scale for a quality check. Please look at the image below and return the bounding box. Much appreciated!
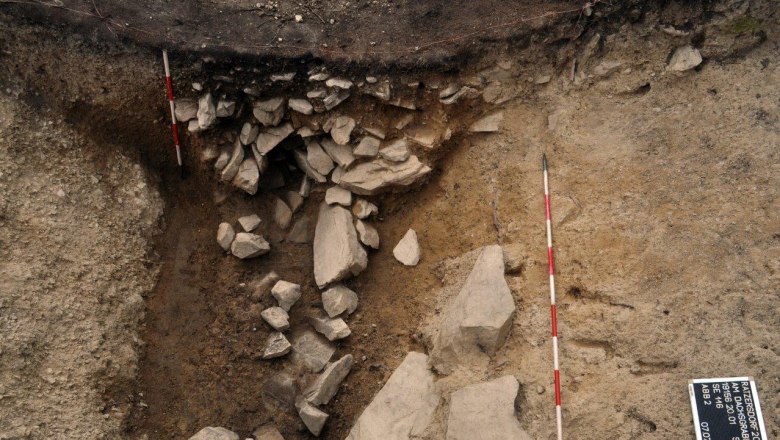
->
[162,50,183,167]
[543,154,563,440]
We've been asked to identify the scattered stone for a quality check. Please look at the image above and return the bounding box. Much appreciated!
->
[392,229,420,266]
[306,139,335,176]
[439,86,479,105]
[262,307,291,331]
[216,222,236,251]
[534,75,552,84]
[365,76,378,83]
[293,149,327,183]
[298,401,328,436]
[273,197,293,230]
[325,77,353,89]
[263,332,292,359]
[321,137,356,168]
[262,373,296,410]
[323,90,350,111]
[330,116,356,145]
[446,376,532,440]
[189,426,239,440]
[363,126,386,139]
[325,186,352,206]
[215,99,235,117]
[231,233,271,259]
[283,191,304,213]
[379,139,410,162]
[232,157,260,195]
[310,312,351,341]
[271,280,302,311]
[289,98,314,115]
[430,245,516,374]
[354,136,381,157]
[197,93,217,129]
[287,215,313,244]
[356,220,379,249]
[304,354,354,405]
[292,330,336,372]
[253,97,286,126]
[271,72,296,82]
[309,72,329,82]
[339,155,431,196]
[253,425,285,440]
[469,112,503,133]
[175,98,198,122]
[220,139,244,182]
[331,165,345,184]
[345,352,439,440]
[321,284,359,318]
[313,203,368,287]
[667,45,703,72]
[255,122,294,155]
[352,199,378,219]
[238,214,262,232]
[240,122,259,145]
[307,89,327,99]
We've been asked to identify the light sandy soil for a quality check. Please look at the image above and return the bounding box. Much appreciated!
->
[0,1,778,439]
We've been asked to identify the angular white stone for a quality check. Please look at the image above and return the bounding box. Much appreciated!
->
[345,352,439,440]
[323,90,350,110]
[217,222,235,251]
[325,77,353,89]
[339,156,431,196]
[293,149,327,183]
[175,98,198,122]
[440,86,479,105]
[292,330,336,372]
[446,376,532,440]
[307,89,327,99]
[238,214,262,232]
[430,245,516,374]
[309,72,329,81]
[271,280,302,311]
[231,233,271,259]
[310,312,351,341]
[356,220,380,249]
[261,306,290,331]
[189,426,239,440]
[325,186,352,206]
[240,122,259,145]
[232,157,260,195]
[256,122,294,155]
[330,116,356,145]
[197,93,216,129]
[321,137,356,168]
[379,139,410,162]
[355,136,381,157]
[393,229,420,266]
[313,203,368,288]
[298,401,328,436]
[304,354,354,405]
[469,112,503,133]
[289,98,314,115]
[271,72,296,82]
[253,97,286,126]
[352,199,378,219]
[322,284,359,318]
[220,139,244,182]
[667,45,702,72]
[263,332,292,359]
[273,197,293,230]
[216,99,235,117]
[253,425,285,440]
[363,126,386,140]
[306,139,335,176]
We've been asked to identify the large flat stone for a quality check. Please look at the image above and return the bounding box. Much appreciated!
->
[345,352,439,440]
[313,203,367,288]
[339,156,431,196]
[446,376,532,440]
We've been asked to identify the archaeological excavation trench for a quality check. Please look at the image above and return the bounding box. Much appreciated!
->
[1,1,779,440]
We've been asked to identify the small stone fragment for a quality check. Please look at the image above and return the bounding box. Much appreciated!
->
[323,90,350,110]
[189,426,239,440]
[271,280,302,311]
[298,401,328,436]
[352,199,378,219]
[216,99,235,117]
[469,112,503,133]
[220,139,244,182]
[309,72,329,82]
[330,116,356,145]
[356,220,379,249]
[307,89,327,99]
[292,330,336,372]
[289,98,314,115]
[263,332,292,359]
[273,197,293,230]
[321,284,359,318]
[271,72,296,82]
[667,45,703,72]
[262,307,291,331]
[321,137,356,168]
[197,93,216,129]
[304,354,354,405]
[534,75,552,84]
[255,122,294,155]
[325,77,353,89]
[232,157,260,194]
[393,229,420,266]
[253,425,285,440]
[355,136,380,157]
[231,233,271,259]
[240,122,259,145]
[325,186,352,206]
[306,139,335,176]
[217,222,235,251]
[379,139,410,162]
[253,97,286,126]
[238,214,262,232]
[175,98,198,122]
[310,312,351,341]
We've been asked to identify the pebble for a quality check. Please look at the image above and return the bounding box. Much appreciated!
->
[270,72,296,82]
[354,136,381,157]
[253,97,286,126]
[238,214,262,232]
[667,45,703,72]
[309,72,329,82]
[230,233,271,259]
[261,307,290,331]
[288,98,314,115]
[215,99,235,117]
[352,199,378,219]
[355,220,379,249]
[263,332,292,359]
[379,139,410,162]
[271,280,302,311]
[239,122,259,145]
[307,89,327,99]
[197,93,216,129]
[232,157,260,194]
[310,312,352,341]
[174,98,197,122]
[393,229,420,266]
[216,222,235,251]
[321,284,359,318]
[325,186,352,206]
[273,196,293,230]
[330,116,356,145]
[297,401,328,436]
[325,77,353,89]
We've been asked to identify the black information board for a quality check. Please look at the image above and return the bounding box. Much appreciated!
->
[689,377,768,440]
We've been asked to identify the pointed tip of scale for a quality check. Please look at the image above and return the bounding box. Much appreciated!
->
[542,153,548,171]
